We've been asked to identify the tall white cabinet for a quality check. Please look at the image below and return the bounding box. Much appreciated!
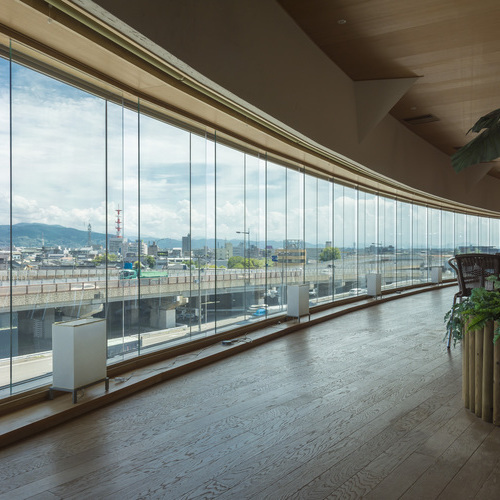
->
[51,318,108,403]
[287,284,310,321]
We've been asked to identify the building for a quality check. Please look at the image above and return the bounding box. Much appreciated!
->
[147,241,158,258]
[108,236,125,256]
[275,248,306,267]
[215,242,233,261]
[181,233,191,257]
[2,2,500,493]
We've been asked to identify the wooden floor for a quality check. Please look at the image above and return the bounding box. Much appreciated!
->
[1,286,499,499]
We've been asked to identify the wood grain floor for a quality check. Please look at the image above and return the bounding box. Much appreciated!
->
[1,287,499,499]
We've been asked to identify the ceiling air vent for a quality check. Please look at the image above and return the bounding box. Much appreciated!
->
[402,114,439,125]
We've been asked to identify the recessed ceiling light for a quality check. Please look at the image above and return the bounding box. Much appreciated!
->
[410,106,417,111]
[403,114,439,125]
[337,19,347,25]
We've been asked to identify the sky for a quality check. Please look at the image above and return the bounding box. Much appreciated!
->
[0,56,496,249]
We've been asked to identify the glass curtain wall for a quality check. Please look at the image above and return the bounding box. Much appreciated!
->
[379,196,396,290]
[428,207,441,279]
[7,44,107,390]
[0,47,10,373]
[4,41,500,396]
[267,161,287,313]
[215,142,245,331]
[333,183,345,298]
[245,152,267,319]
[396,200,412,286]
[304,175,318,306]
[490,219,500,253]
[190,132,215,338]
[442,211,454,278]
[343,187,358,293]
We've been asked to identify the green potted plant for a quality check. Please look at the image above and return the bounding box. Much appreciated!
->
[444,275,500,425]
[445,282,500,346]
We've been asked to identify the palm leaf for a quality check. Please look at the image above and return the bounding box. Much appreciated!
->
[468,108,500,133]
[451,120,500,172]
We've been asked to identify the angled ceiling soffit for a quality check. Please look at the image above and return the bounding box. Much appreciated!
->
[354,77,419,142]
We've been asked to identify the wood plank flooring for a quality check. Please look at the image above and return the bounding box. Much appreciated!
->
[1,287,500,499]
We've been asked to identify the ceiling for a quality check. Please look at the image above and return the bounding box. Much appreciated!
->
[278,0,500,177]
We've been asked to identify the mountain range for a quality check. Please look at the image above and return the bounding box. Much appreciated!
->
[0,223,313,250]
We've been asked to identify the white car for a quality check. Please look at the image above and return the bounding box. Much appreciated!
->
[349,288,367,296]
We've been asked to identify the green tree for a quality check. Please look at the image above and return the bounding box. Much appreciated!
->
[228,256,266,269]
[146,255,156,268]
[319,246,341,262]
[228,256,244,269]
[93,253,118,265]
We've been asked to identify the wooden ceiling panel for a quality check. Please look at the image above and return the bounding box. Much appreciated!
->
[279,0,500,175]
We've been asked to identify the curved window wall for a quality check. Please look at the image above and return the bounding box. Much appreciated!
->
[1,42,500,397]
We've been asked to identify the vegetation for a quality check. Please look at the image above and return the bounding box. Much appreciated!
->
[451,108,500,172]
[132,255,156,269]
[445,276,500,346]
[93,252,118,265]
[227,256,265,269]
[319,246,341,262]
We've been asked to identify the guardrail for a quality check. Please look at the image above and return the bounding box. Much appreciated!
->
[0,270,305,296]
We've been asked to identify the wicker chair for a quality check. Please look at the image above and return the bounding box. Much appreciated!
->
[447,253,500,348]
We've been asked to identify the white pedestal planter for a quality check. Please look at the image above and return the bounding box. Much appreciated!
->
[50,318,108,403]
[367,273,381,297]
[288,284,310,322]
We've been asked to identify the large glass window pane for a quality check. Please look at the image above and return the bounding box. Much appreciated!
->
[10,51,106,390]
[304,176,318,306]
[379,196,396,290]
[137,112,190,352]
[267,161,287,313]
[396,200,412,286]
[428,207,441,280]
[285,167,305,294]
[490,218,500,253]
[190,132,215,337]
[0,48,11,393]
[106,100,130,361]
[413,205,428,283]
[107,104,140,361]
[318,179,334,305]
[442,210,454,278]
[357,190,377,293]
[245,153,267,321]
[478,216,490,252]
[215,142,245,330]
[333,183,345,298]
[343,186,358,294]
[467,214,479,253]
[455,212,466,255]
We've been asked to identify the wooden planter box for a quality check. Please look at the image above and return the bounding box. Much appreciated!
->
[462,320,500,424]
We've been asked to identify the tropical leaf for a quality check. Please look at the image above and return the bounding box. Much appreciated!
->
[468,108,500,133]
[451,110,500,172]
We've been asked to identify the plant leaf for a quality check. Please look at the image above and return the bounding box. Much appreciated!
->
[451,121,500,172]
[468,108,500,134]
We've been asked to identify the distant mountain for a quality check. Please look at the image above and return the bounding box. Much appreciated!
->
[0,223,320,250]
[0,223,108,248]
